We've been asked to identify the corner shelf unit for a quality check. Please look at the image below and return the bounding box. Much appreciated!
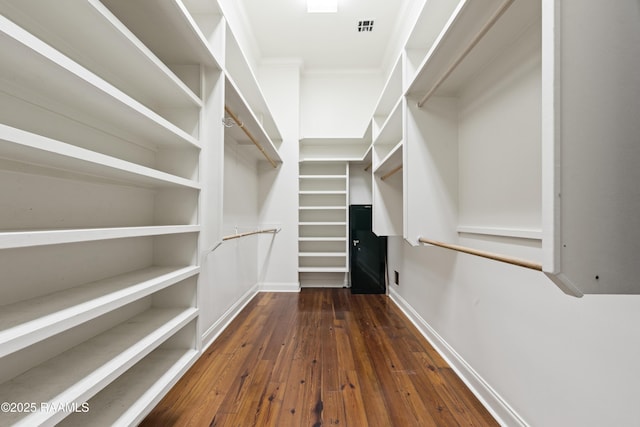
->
[0,0,218,423]
[298,162,350,284]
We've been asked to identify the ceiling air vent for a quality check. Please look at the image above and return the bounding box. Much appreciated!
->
[357,20,374,32]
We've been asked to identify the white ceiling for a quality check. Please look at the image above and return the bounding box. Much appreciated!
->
[237,0,413,71]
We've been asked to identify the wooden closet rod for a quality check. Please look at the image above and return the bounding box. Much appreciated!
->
[223,228,280,241]
[418,237,542,271]
[417,0,514,108]
[380,165,402,181]
[224,105,278,168]
[364,162,372,172]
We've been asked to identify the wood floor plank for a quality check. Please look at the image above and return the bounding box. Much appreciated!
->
[143,289,498,426]
[276,353,307,425]
[338,302,395,427]
[338,369,370,426]
[349,295,431,427]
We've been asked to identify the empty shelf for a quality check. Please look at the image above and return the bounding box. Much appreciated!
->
[0,225,200,250]
[59,348,199,427]
[0,266,199,358]
[1,0,201,110]
[0,16,200,150]
[0,307,198,426]
[299,252,347,257]
[298,267,349,273]
[0,124,200,189]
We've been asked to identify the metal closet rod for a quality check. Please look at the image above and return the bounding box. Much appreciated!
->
[417,0,514,108]
[418,236,542,271]
[224,105,278,168]
[207,228,281,255]
[223,228,281,241]
[380,165,402,181]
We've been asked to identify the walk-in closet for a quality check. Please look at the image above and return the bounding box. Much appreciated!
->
[0,0,638,425]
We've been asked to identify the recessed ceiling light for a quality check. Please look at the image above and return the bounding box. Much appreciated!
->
[307,0,337,13]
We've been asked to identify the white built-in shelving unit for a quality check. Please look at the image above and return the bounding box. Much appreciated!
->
[368,51,405,237]
[371,96,404,237]
[224,26,282,152]
[0,0,209,422]
[403,0,542,249]
[298,162,350,285]
[0,0,284,423]
[371,0,640,296]
[224,77,282,166]
[540,0,640,295]
[219,16,284,275]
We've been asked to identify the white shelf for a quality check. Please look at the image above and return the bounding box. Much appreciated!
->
[0,225,200,250]
[0,307,198,427]
[407,0,538,99]
[298,161,349,285]
[0,266,199,358]
[374,98,403,147]
[298,267,348,273]
[299,222,347,226]
[457,226,542,240]
[0,1,206,423]
[0,124,200,189]
[59,348,199,427]
[299,206,346,211]
[0,16,200,150]
[1,0,202,110]
[404,0,462,88]
[374,141,404,176]
[225,28,282,144]
[299,237,347,242]
[299,191,347,195]
[372,54,403,120]
[100,0,220,68]
[299,175,348,179]
[299,155,368,162]
[225,76,282,165]
[300,137,369,146]
[299,252,347,257]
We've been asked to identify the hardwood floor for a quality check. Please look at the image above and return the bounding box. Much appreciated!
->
[142,289,498,426]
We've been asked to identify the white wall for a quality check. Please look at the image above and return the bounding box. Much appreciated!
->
[457,22,541,232]
[256,61,301,291]
[300,70,382,138]
[388,236,640,427]
[349,163,372,205]
[201,138,261,347]
[217,0,260,72]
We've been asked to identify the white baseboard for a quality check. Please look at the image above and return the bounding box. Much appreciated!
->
[201,284,259,352]
[389,288,528,427]
[259,282,301,292]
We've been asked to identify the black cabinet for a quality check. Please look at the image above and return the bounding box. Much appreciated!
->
[349,205,387,294]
